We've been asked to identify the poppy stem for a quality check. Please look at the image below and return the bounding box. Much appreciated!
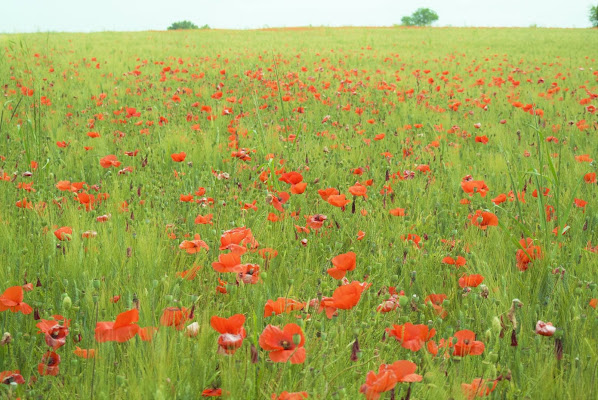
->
[90,301,98,400]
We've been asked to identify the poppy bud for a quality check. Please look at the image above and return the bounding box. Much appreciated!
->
[185,322,200,338]
[398,296,409,307]
[92,279,101,289]
[487,352,498,363]
[1,332,12,346]
[116,375,127,386]
[62,294,72,311]
[292,333,302,345]
[350,338,360,361]
[251,344,258,363]
[164,295,173,303]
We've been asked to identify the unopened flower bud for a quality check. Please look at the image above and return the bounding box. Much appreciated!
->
[185,322,200,338]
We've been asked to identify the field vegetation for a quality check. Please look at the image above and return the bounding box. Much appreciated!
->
[0,27,597,399]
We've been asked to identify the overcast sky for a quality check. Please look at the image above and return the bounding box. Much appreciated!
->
[1,0,596,32]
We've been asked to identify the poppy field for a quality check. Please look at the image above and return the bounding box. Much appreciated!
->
[0,27,597,399]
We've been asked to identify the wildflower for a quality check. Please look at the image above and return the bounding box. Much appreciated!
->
[535,321,557,336]
[452,330,485,356]
[54,226,73,241]
[386,323,436,352]
[38,351,61,376]
[516,238,542,271]
[73,347,96,358]
[0,370,25,385]
[259,323,306,364]
[461,378,497,399]
[171,152,187,162]
[95,309,140,342]
[468,210,498,230]
[36,316,70,349]
[327,252,356,279]
[360,360,422,400]
[99,155,121,168]
[0,286,33,314]
[458,274,485,288]
[160,307,190,330]
[179,234,210,254]
[264,298,305,317]
[210,314,247,355]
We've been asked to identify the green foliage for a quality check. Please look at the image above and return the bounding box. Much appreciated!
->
[401,8,439,26]
[167,20,199,30]
[0,28,598,400]
[590,5,598,27]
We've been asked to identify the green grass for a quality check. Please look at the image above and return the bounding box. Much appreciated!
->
[0,27,597,399]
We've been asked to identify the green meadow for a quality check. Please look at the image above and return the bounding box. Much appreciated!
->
[0,27,597,399]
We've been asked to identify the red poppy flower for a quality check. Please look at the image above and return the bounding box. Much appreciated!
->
[468,210,498,230]
[584,172,596,184]
[327,194,351,208]
[442,256,467,268]
[176,265,202,280]
[73,347,96,359]
[99,155,121,168]
[271,391,308,400]
[160,307,190,330]
[0,286,33,314]
[461,378,497,399]
[327,252,356,279]
[219,227,257,250]
[194,214,214,225]
[259,323,306,364]
[210,314,247,355]
[424,294,448,318]
[386,323,436,352]
[171,152,187,162]
[318,188,339,201]
[236,263,261,284]
[38,351,61,376]
[54,226,73,241]
[36,316,70,349]
[389,208,406,217]
[360,360,422,400]
[458,274,485,288]
[452,330,485,356]
[318,281,370,318]
[349,182,368,198]
[95,309,140,342]
[179,234,210,254]
[305,214,327,231]
[491,193,507,205]
[461,180,489,197]
[202,388,223,397]
[264,298,305,317]
[0,370,25,385]
[212,253,242,273]
[516,238,542,271]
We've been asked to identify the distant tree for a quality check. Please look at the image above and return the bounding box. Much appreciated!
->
[167,21,199,30]
[590,4,598,27]
[401,8,439,27]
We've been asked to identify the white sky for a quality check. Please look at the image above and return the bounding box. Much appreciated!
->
[0,0,596,32]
